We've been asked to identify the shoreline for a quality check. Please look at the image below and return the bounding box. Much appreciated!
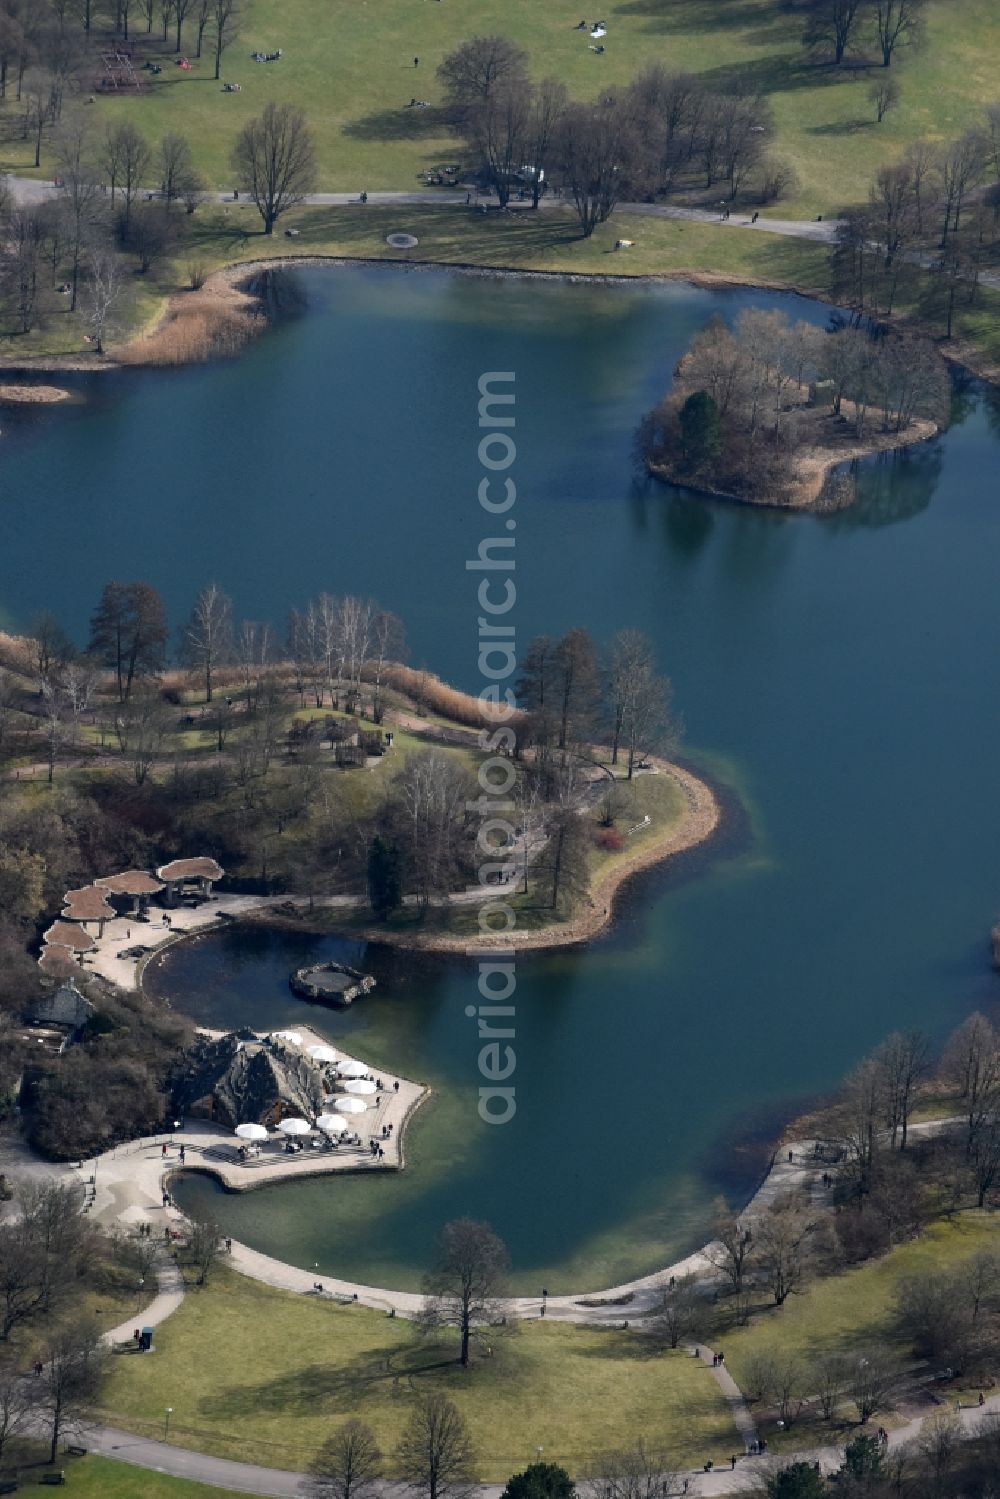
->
[1,246,996,386]
[649,415,940,512]
[240,756,721,954]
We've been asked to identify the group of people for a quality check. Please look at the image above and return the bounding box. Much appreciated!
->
[251,48,282,62]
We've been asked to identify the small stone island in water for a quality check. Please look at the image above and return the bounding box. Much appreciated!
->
[289,961,376,1008]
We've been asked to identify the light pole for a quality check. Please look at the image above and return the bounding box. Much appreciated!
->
[164,1408,173,1442]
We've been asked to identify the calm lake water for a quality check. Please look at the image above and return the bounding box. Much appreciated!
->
[6,266,1000,1291]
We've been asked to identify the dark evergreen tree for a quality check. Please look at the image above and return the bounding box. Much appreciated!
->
[367,836,402,921]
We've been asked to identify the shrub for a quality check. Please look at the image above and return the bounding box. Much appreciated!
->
[593,827,624,851]
[756,155,799,205]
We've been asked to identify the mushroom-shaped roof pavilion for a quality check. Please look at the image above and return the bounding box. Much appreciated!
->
[95,870,164,897]
[156,857,224,882]
[62,886,115,923]
[42,920,96,953]
[38,945,84,980]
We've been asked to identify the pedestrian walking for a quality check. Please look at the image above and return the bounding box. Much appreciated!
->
[161,1143,167,1157]
[413,55,419,66]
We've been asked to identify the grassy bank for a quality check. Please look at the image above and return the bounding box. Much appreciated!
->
[95,1269,737,1478]
[2,1455,251,1498]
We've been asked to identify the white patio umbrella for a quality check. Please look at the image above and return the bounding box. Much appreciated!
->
[306,1044,339,1064]
[234,1123,268,1142]
[343,1079,377,1096]
[278,1117,312,1137]
[315,1113,348,1135]
[271,1030,303,1046]
[334,1097,368,1116]
[338,1059,369,1079]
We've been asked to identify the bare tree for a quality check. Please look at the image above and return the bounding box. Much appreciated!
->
[874,1030,930,1149]
[39,1318,106,1462]
[809,1352,850,1421]
[606,630,673,778]
[368,608,405,724]
[437,34,527,123]
[873,0,926,66]
[106,121,150,237]
[83,238,124,355]
[644,1274,705,1350]
[466,79,532,209]
[554,100,641,239]
[232,102,315,234]
[182,582,233,702]
[1,206,46,333]
[309,1419,383,1499]
[842,1055,882,1197]
[938,131,986,246]
[212,0,241,82]
[171,0,194,50]
[585,1441,684,1499]
[89,580,167,702]
[802,0,867,63]
[159,131,196,207]
[422,1218,509,1368]
[705,1199,755,1295]
[942,1012,1000,1156]
[53,110,103,310]
[113,688,170,783]
[193,0,212,56]
[396,1394,476,1499]
[0,1368,31,1465]
[970,1106,1000,1209]
[524,77,567,208]
[753,1195,817,1306]
[869,76,900,123]
[848,1349,899,1424]
[185,1216,221,1285]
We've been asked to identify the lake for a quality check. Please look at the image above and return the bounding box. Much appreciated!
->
[6,265,1000,1291]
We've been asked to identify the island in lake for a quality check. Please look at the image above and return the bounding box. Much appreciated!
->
[640,308,949,510]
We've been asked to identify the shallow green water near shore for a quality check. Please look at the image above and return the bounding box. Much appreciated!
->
[6,266,1000,1291]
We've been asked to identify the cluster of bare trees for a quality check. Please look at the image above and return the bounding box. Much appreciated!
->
[437,35,795,237]
[519,626,673,779]
[0,0,243,90]
[0,1180,108,1463]
[286,595,405,723]
[835,105,1000,333]
[0,111,209,342]
[641,307,949,498]
[800,0,927,67]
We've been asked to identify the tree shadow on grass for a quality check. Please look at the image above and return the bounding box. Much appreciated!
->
[691,53,865,96]
[806,118,875,135]
[612,0,792,41]
[197,1338,525,1422]
[343,105,451,142]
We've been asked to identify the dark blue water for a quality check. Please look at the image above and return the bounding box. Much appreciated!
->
[7,267,1000,1289]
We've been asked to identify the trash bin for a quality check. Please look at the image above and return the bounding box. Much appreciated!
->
[140,1327,154,1351]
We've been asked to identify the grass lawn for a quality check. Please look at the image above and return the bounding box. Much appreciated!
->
[587,768,688,884]
[7,0,997,220]
[721,1212,1000,1445]
[95,1269,738,1478]
[7,1454,251,1498]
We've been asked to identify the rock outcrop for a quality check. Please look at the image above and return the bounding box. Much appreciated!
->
[289,962,375,1008]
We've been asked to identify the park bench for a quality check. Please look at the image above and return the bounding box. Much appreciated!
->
[40,1474,66,1486]
[66,1445,88,1457]
[0,1478,18,1494]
